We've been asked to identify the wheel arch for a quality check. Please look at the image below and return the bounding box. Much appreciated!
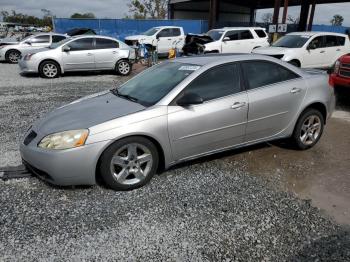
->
[298,102,328,125]
[5,49,21,61]
[288,59,301,67]
[38,59,63,74]
[95,134,166,184]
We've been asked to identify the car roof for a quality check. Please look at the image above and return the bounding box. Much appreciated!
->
[153,26,181,29]
[287,31,347,37]
[173,53,271,66]
[211,27,265,31]
[33,32,66,37]
[68,35,119,41]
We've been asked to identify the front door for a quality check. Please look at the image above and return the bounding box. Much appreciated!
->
[62,38,95,71]
[241,60,307,142]
[156,28,173,54]
[303,36,327,68]
[168,63,248,161]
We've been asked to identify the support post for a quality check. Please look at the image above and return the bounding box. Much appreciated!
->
[272,0,281,24]
[298,0,310,31]
[208,0,219,29]
[250,7,256,26]
[282,0,289,24]
[307,0,316,31]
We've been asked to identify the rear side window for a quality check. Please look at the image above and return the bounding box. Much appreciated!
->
[255,29,267,38]
[95,38,119,49]
[30,35,50,43]
[337,36,345,46]
[325,35,338,47]
[224,30,240,41]
[242,61,299,90]
[184,63,241,101]
[67,38,94,51]
[52,35,66,43]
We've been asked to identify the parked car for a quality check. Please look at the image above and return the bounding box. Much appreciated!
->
[203,27,269,53]
[65,28,96,36]
[124,26,185,55]
[19,35,134,78]
[253,32,350,68]
[182,33,214,55]
[0,33,67,63]
[20,54,335,191]
[329,53,350,88]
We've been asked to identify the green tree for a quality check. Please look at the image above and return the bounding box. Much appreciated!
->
[330,14,344,26]
[0,10,52,27]
[127,0,167,19]
[70,12,96,19]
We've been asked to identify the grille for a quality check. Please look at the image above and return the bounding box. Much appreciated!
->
[339,70,350,78]
[341,63,350,69]
[23,130,37,145]
[268,54,284,59]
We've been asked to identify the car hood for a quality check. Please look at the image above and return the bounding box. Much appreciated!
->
[253,46,290,55]
[33,91,146,135]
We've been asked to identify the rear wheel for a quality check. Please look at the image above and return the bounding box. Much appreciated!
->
[99,137,159,191]
[116,60,132,76]
[5,50,21,63]
[292,109,324,150]
[39,61,60,78]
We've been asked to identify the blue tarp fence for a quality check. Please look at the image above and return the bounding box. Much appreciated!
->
[311,24,349,34]
[53,18,208,41]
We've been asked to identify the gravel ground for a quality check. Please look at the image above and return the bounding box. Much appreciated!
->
[0,63,349,261]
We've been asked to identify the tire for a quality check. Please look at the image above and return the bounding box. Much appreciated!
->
[116,60,132,76]
[99,136,159,191]
[39,61,60,78]
[5,49,21,63]
[291,109,324,150]
[288,60,300,68]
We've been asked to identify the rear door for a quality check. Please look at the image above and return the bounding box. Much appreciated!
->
[62,38,95,71]
[94,38,120,69]
[221,30,255,53]
[168,63,248,160]
[241,60,306,142]
[324,35,347,66]
[27,35,51,49]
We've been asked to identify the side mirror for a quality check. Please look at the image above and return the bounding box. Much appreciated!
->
[223,37,230,42]
[62,45,70,52]
[307,44,316,50]
[25,41,32,45]
[177,92,203,107]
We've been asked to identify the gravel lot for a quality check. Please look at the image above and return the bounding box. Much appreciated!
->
[0,63,349,261]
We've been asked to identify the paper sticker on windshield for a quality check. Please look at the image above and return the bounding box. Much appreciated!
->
[179,65,201,71]
[301,35,311,38]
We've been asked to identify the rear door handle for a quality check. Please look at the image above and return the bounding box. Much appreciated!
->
[336,48,341,51]
[112,51,118,54]
[290,87,301,94]
[320,50,325,53]
[231,102,246,109]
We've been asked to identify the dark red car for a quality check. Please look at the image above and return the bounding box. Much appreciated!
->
[330,54,350,88]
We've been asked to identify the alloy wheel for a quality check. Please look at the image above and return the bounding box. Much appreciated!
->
[109,143,153,185]
[43,63,58,78]
[8,51,20,63]
[118,61,130,75]
[299,115,322,146]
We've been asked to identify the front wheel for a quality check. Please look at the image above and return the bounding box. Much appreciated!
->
[116,60,132,76]
[39,61,60,78]
[291,109,324,150]
[99,137,159,191]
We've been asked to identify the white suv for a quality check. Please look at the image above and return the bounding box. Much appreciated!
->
[204,27,269,53]
[253,32,350,68]
[125,26,185,55]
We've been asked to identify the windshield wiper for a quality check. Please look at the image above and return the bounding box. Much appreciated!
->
[110,89,139,103]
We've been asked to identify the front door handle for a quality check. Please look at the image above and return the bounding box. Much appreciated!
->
[231,102,246,109]
[320,50,325,53]
[336,48,341,51]
[290,87,301,94]
[112,51,118,54]
[87,53,93,56]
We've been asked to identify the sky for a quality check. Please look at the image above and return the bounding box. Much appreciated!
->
[1,0,350,26]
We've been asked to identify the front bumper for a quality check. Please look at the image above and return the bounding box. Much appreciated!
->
[18,59,39,73]
[20,132,111,186]
[331,74,350,88]
[0,49,6,61]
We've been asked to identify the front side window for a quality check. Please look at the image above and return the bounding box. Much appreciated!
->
[308,36,325,49]
[30,35,50,43]
[116,62,200,106]
[171,28,181,37]
[67,38,94,51]
[224,30,240,41]
[242,61,299,90]
[183,63,241,102]
[95,38,119,49]
[157,29,172,38]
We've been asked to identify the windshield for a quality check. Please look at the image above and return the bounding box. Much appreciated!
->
[272,35,311,48]
[143,28,159,36]
[20,35,33,43]
[49,37,71,49]
[207,30,224,41]
[114,62,201,106]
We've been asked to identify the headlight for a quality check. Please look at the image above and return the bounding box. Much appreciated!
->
[24,53,35,60]
[334,60,341,74]
[38,129,89,150]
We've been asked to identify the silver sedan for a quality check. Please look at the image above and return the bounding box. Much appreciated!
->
[18,35,134,78]
[20,54,335,190]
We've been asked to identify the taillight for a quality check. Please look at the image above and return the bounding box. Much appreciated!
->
[334,60,341,74]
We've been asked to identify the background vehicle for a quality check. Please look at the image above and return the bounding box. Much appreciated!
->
[253,32,350,68]
[0,33,67,63]
[330,54,350,88]
[65,28,97,36]
[125,26,185,55]
[21,54,334,191]
[19,35,134,78]
[203,27,269,53]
